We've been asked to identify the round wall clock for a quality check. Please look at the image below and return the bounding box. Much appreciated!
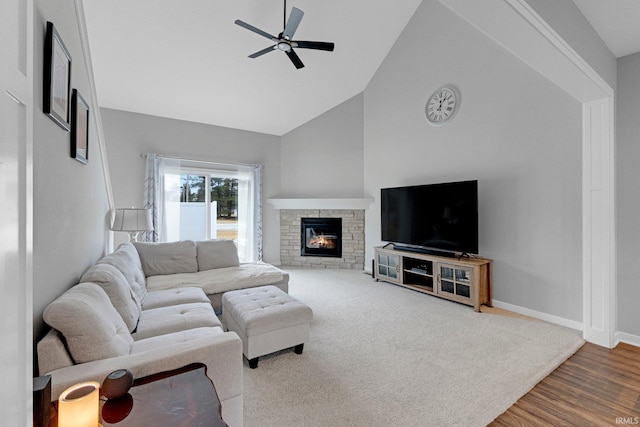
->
[425,85,460,126]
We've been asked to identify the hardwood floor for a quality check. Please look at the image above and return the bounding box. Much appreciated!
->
[491,342,640,426]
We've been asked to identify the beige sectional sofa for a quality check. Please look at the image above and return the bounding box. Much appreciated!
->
[37,239,290,427]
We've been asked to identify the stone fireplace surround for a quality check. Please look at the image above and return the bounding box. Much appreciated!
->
[269,199,373,269]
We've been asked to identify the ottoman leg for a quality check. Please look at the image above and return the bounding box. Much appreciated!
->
[249,357,259,369]
[294,344,304,355]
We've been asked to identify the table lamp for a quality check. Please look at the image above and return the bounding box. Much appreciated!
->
[111,208,153,242]
[57,381,101,427]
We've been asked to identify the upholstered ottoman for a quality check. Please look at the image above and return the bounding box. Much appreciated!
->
[222,285,313,368]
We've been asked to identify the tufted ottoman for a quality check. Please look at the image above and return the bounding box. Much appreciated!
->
[222,285,313,368]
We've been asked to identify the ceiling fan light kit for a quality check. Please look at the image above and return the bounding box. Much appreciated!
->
[235,1,335,69]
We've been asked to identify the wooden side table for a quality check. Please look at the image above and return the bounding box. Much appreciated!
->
[48,363,227,427]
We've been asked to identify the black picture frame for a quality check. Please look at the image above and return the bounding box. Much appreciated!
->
[44,21,72,131]
[71,89,89,164]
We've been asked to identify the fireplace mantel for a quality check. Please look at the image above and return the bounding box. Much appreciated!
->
[268,198,374,210]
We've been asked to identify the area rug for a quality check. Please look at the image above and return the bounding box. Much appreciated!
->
[241,268,584,426]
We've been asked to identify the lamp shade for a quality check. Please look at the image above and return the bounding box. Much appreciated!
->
[111,208,153,232]
[57,381,100,427]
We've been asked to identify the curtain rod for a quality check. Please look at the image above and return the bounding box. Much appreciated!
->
[140,153,259,169]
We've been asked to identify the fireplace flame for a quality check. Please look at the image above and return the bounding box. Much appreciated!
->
[308,234,337,249]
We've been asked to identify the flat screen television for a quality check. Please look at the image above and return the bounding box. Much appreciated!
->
[381,180,478,255]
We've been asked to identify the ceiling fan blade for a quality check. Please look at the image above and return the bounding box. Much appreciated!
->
[282,7,304,40]
[249,45,277,58]
[286,49,305,69]
[293,41,335,51]
[234,20,276,40]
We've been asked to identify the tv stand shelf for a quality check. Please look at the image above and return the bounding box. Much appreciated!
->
[374,246,492,312]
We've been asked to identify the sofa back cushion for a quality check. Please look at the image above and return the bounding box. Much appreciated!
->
[133,240,198,277]
[80,263,141,332]
[98,243,148,302]
[196,240,240,271]
[43,283,133,364]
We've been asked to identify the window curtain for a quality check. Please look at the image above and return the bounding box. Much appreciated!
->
[236,164,263,262]
[142,153,159,242]
[255,164,263,261]
[142,154,181,242]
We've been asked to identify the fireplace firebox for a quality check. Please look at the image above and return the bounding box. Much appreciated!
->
[301,218,342,257]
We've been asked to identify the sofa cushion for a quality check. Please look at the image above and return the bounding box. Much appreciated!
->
[196,240,240,271]
[131,302,223,340]
[142,287,210,310]
[98,243,148,302]
[146,262,285,295]
[130,326,224,354]
[134,240,198,277]
[43,283,133,364]
[80,263,141,332]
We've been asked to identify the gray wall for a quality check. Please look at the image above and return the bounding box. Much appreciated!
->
[280,93,365,197]
[616,52,640,337]
[363,0,583,321]
[101,108,282,263]
[33,0,110,342]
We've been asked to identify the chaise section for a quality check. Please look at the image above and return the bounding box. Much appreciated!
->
[146,262,289,309]
[131,239,289,311]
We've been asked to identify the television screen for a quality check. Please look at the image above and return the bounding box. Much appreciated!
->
[381,180,478,255]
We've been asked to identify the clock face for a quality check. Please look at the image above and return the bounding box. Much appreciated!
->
[425,86,459,126]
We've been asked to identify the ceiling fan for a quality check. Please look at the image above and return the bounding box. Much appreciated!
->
[234,0,335,69]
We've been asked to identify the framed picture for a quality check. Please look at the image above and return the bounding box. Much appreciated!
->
[44,21,72,131]
[71,89,89,164]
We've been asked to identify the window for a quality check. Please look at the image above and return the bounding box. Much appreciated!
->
[147,156,261,262]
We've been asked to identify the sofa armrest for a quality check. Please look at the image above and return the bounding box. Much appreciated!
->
[44,331,243,404]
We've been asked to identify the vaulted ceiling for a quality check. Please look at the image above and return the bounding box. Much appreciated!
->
[83,0,640,136]
[572,0,640,59]
[83,0,422,136]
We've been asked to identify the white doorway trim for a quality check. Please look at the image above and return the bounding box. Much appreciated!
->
[1,0,34,423]
[440,0,616,347]
[582,98,616,347]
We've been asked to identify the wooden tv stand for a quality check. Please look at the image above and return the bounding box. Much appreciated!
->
[374,246,492,312]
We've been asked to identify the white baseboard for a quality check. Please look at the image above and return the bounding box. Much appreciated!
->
[492,300,584,332]
[492,301,640,348]
[615,331,640,348]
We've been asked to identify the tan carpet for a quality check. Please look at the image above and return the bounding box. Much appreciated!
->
[241,268,584,426]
